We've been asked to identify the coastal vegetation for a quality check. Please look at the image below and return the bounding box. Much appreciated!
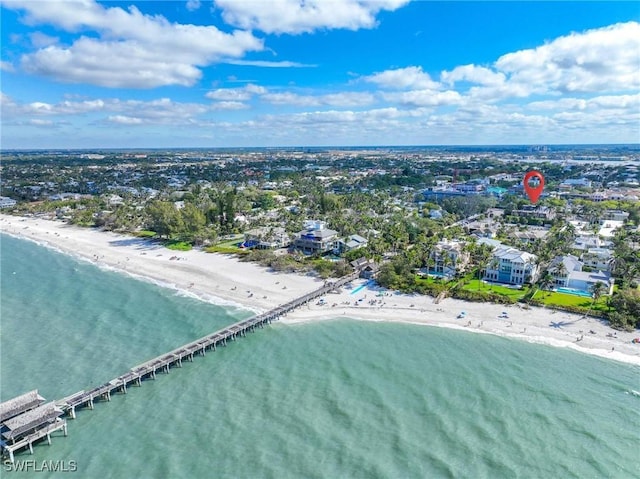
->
[1,148,639,329]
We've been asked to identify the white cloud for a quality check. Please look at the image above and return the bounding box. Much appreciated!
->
[436,22,640,103]
[381,89,462,107]
[1,61,15,72]
[4,0,263,88]
[244,84,267,95]
[527,94,640,111]
[28,118,55,127]
[3,17,639,146]
[205,84,266,101]
[28,31,59,48]
[224,59,316,68]
[364,66,441,90]
[210,101,249,110]
[22,38,205,88]
[441,65,506,87]
[262,91,375,107]
[107,115,144,125]
[496,21,640,95]
[215,0,409,34]
[207,88,253,102]
[185,0,201,12]
[1,93,209,125]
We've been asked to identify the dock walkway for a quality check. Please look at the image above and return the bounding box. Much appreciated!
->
[55,271,359,417]
[3,270,365,463]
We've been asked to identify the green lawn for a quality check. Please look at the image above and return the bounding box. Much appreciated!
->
[134,230,156,238]
[462,279,528,301]
[214,235,244,249]
[165,240,192,251]
[204,235,247,254]
[415,275,455,286]
[532,290,609,313]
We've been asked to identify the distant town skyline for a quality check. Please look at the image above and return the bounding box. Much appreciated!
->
[1,1,639,149]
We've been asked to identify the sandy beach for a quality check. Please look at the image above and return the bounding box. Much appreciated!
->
[2,213,639,366]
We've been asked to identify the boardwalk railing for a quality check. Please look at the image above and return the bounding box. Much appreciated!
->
[55,271,360,417]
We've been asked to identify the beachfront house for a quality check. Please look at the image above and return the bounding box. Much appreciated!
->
[482,242,538,286]
[572,234,613,252]
[604,210,630,222]
[580,248,613,272]
[293,220,339,255]
[548,255,614,295]
[350,258,380,279]
[243,227,290,249]
[0,197,17,208]
[337,234,368,253]
[428,239,469,279]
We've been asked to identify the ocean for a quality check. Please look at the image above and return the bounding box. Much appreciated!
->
[1,233,639,478]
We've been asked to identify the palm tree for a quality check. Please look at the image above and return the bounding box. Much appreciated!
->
[552,260,569,288]
[469,242,493,290]
[537,270,554,298]
[590,281,607,315]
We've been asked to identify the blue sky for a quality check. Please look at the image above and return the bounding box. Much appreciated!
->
[1,1,639,148]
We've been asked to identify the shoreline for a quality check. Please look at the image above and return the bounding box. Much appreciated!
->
[2,213,639,366]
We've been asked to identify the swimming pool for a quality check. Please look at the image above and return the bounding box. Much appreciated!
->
[350,280,375,295]
[555,287,593,298]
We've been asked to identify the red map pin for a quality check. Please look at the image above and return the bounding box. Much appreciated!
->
[523,170,545,204]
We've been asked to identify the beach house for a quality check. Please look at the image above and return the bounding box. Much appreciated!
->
[0,197,17,208]
[580,248,613,272]
[243,227,290,249]
[337,234,368,253]
[293,220,339,255]
[428,239,469,279]
[482,243,538,286]
[548,255,614,295]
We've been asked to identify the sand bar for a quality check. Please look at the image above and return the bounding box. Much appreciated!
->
[2,214,639,366]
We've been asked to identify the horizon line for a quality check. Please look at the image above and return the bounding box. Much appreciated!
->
[2,143,640,152]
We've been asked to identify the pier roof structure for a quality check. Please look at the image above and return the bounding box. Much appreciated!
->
[2,403,63,441]
[0,390,45,423]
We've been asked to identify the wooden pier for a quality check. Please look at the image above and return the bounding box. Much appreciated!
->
[2,418,67,464]
[3,270,364,462]
[55,271,360,418]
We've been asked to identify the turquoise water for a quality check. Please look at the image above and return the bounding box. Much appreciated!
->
[556,287,593,298]
[350,280,375,295]
[2,234,640,478]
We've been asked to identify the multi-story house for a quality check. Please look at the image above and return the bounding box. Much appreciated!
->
[483,244,538,285]
[337,234,368,253]
[548,255,614,295]
[572,235,613,252]
[603,210,630,222]
[512,205,556,220]
[293,221,338,255]
[243,227,290,249]
[580,248,613,272]
[428,239,469,279]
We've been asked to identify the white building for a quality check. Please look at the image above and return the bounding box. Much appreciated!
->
[580,248,613,272]
[598,220,624,238]
[604,210,629,222]
[572,235,613,252]
[294,220,339,255]
[0,197,17,208]
[483,243,538,285]
[243,227,290,249]
[428,239,469,279]
[549,255,614,295]
[338,234,368,253]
